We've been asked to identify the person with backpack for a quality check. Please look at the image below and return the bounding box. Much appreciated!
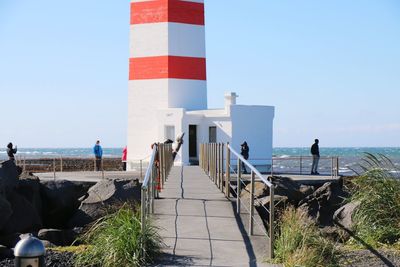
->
[240,141,249,174]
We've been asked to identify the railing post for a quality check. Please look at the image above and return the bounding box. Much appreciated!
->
[213,143,217,184]
[212,143,216,183]
[101,158,105,180]
[60,156,63,172]
[140,159,143,180]
[300,156,302,175]
[237,158,241,214]
[160,145,164,189]
[271,158,274,176]
[220,143,224,193]
[249,171,255,235]
[225,143,230,197]
[269,185,275,259]
[151,164,155,213]
[331,157,334,178]
[217,143,220,188]
[336,157,339,177]
[200,144,203,170]
[209,144,212,178]
[53,158,56,180]
[140,188,147,233]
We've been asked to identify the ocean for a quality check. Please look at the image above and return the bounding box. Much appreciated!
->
[0,147,399,176]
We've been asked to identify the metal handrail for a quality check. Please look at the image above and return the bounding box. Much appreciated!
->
[140,143,173,256]
[226,155,340,178]
[199,143,275,259]
[227,145,273,187]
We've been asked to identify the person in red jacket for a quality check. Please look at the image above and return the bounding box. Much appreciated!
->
[122,146,127,171]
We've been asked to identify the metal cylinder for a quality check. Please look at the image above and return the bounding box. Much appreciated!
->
[14,234,46,267]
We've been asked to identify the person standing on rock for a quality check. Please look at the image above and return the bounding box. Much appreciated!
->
[122,146,127,171]
[93,140,103,171]
[240,141,249,174]
[310,139,320,175]
[7,142,17,161]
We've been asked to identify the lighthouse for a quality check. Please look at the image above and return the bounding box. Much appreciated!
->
[127,0,275,167]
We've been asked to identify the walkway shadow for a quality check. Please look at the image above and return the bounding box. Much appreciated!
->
[152,253,194,266]
[229,201,259,267]
[335,221,397,267]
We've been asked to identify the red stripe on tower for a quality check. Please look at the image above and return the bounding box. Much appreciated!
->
[129,56,206,80]
[131,0,204,25]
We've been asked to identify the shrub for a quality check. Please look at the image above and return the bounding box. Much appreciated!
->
[350,153,400,245]
[273,206,339,267]
[75,204,162,267]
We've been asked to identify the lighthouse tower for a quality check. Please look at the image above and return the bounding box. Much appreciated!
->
[128,0,207,162]
[127,0,275,168]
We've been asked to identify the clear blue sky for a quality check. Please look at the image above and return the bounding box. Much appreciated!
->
[0,0,399,148]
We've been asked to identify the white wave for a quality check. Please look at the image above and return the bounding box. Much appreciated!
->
[278,155,291,159]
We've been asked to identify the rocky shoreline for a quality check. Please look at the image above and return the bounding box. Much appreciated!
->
[0,250,75,267]
[0,160,141,266]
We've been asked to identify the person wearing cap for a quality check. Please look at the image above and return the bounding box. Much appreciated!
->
[240,141,249,174]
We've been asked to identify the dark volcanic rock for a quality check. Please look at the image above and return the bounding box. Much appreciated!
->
[1,192,42,234]
[240,181,268,199]
[38,228,82,246]
[299,182,347,225]
[255,194,289,227]
[0,160,19,191]
[0,196,12,231]
[16,178,43,218]
[0,249,76,267]
[272,176,305,205]
[333,201,360,232]
[0,233,24,248]
[68,179,141,227]
[240,176,307,206]
[0,245,13,260]
[41,180,87,228]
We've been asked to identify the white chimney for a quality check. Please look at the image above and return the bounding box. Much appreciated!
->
[224,92,238,110]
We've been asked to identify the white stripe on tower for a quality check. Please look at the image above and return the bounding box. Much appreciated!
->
[128,0,207,161]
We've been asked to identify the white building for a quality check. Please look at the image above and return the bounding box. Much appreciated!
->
[127,0,274,167]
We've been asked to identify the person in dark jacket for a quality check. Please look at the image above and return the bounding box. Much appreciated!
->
[240,141,249,174]
[93,140,103,171]
[7,142,17,161]
[310,139,320,175]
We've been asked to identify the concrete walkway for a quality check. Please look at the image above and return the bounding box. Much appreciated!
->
[153,166,272,267]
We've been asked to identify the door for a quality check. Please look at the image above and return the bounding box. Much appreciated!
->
[189,125,197,159]
[209,126,217,143]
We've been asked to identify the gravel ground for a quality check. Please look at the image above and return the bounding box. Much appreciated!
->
[338,248,400,267]
[0,250,75,267]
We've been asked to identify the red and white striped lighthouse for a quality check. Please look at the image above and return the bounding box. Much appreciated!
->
[128,0,207,161]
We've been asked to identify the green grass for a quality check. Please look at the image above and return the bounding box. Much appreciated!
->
[75,204,162,267]
[349,153,400,246]
[273,206,339,267]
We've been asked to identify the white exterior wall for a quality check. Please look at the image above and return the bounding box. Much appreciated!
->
[230,105,275,163]
[128,80,169,164]
[155,104,275,166]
